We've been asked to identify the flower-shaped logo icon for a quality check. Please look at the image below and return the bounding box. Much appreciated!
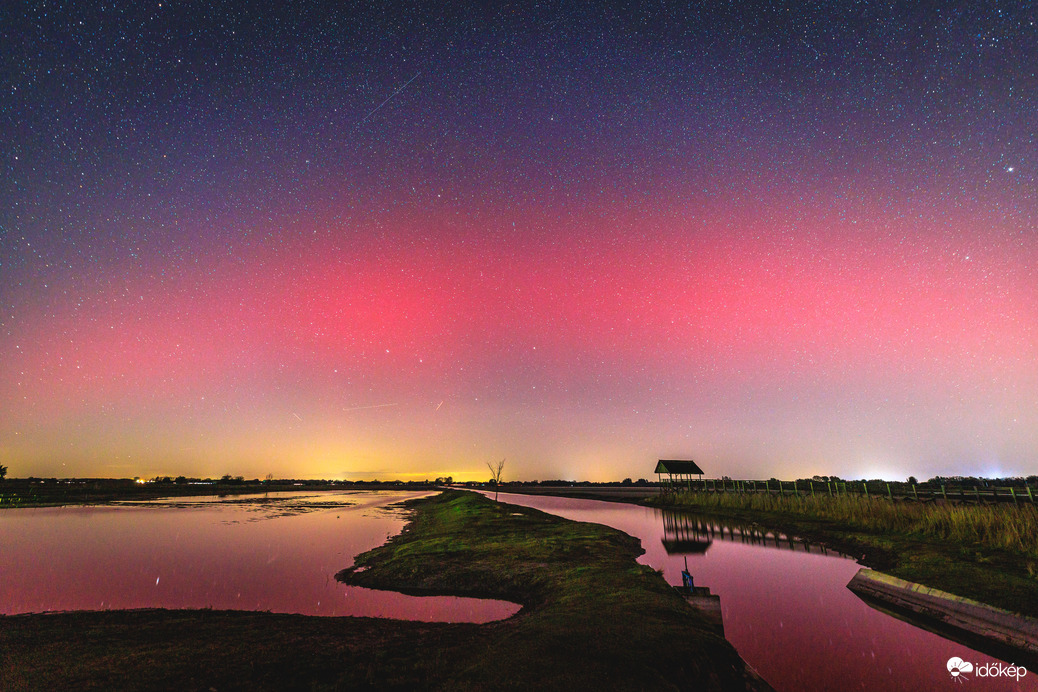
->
[947,657,974,681]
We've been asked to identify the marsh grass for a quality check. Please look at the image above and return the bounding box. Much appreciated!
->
[658,492,1038,558]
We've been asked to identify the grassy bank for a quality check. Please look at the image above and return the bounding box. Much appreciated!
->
[649,491,1038,618]
[1,491,769,691]
[337,490,766,689]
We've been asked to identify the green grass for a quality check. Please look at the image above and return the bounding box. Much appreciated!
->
[0,491,769,691]
[656,492,1038,558]
[337,491,766,690]
[650,491,1038,617]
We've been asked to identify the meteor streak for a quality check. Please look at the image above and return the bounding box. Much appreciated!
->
[359,73,420,124]
[342,403,399,412]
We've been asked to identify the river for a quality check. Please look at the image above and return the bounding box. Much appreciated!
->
[490,490,1036,692]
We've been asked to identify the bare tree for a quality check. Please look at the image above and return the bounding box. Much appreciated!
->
[487,457,505,501]
[0,464,7,481]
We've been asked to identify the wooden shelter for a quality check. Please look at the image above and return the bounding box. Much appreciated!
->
[655,459,704,491]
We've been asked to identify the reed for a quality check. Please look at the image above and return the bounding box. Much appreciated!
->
[657,492,1038,559]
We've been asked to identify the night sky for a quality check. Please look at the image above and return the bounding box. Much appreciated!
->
[2,1,1036,482]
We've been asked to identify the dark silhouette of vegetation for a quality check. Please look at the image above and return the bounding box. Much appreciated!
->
[0,464,7,481]
[486,457,505,500]
[0,478,445,508]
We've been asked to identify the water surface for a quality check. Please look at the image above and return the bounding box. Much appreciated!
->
[0,490,519,623]
[491,491,1036,692]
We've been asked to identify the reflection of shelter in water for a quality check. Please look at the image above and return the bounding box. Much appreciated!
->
[661,514,713,554]
[660,511,839,556]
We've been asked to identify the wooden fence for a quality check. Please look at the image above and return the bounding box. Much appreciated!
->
[663,478,1037,504]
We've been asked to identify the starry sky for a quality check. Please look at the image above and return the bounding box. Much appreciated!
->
[2,1,1037,482]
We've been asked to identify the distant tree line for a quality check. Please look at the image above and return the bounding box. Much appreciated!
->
[800,475,1038,488]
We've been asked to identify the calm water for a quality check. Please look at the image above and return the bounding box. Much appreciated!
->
[490,491,1037,692]
[0,490,519,623]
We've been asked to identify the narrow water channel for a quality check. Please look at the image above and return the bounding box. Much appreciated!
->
[0,490,519,623]
[490,491,1036,692]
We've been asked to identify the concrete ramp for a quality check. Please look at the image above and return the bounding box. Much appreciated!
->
[675,585,724,636]
[847,568,1038,668]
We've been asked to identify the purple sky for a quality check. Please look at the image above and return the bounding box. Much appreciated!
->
[2,2,1036,481]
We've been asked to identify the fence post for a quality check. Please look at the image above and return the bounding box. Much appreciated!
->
[974,486,981,503]
[827,481,832,497]
[1010,487,1018,505]
[863,482,869,499]
[810,481,815,497]
[765,480,770,493]
[886,483,893,501]
[1028,486,1035,504]
[912,483,918,501]
[941,484,947,500]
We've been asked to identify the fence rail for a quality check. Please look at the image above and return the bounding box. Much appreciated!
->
[660,478,1037,505]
